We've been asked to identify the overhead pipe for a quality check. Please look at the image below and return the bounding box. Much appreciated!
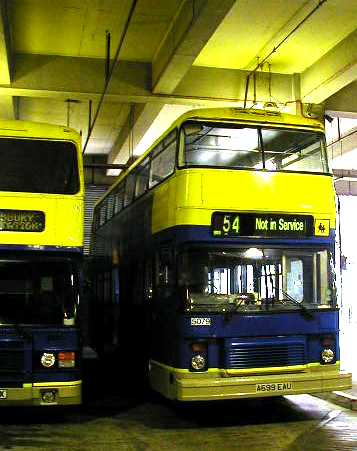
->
[82,0,138,154]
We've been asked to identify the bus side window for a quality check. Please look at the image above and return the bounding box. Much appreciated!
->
[135,158,149,198]
[99,203,106,226]
[149,131,177,188]
[106,194,114,221]
[93,208,99,230]
[114,184,124,214]
[124,172,136,207]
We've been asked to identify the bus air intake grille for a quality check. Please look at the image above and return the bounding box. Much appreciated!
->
[226,338,306,369]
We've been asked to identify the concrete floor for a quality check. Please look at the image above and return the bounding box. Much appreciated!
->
[0,363,356,451]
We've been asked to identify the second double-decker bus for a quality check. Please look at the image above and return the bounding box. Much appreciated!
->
[91,107,351,401]
[0,120,83,406]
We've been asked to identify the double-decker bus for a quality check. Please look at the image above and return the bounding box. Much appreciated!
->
[0,120,83,406]
[91,107,351,401]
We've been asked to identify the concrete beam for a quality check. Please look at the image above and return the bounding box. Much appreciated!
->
[301,28,357,104]
[327,128,357,162]
[0,96,16,120]
[244,0,319,71]
[152,0,236,94]
[7,54,294,106]
[0,0,15,119]
[176,66,293,104]
[109,0,236,166]
[335,180,357,196]
[11,54,152,103]
[334,169,357,179]
[108,103,163,165]
[325,81,357,115]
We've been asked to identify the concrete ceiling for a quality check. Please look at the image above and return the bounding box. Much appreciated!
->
[2,0,357,176]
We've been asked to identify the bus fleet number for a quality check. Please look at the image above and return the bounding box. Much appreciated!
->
[191,318,211,326]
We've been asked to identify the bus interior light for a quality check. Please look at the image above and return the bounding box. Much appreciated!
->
[58,351,75,368]
[244,248,263,259]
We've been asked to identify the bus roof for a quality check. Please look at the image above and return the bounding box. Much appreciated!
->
[0,119,81,144]
[169,107,324,131]
[98,107,325,205]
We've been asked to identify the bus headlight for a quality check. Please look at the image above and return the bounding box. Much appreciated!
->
[191,354,206,371]
[321,348,334,364]
[41,353,56,368]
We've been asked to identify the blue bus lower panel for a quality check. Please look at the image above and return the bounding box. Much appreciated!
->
[0,327,80,387]
[153,310,340,370]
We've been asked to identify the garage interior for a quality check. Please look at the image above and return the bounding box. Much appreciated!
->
[1,0,357,448]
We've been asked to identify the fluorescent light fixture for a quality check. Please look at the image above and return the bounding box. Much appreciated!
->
[244,248,263,259]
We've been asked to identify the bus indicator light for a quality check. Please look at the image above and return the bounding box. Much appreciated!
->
[58,352,75,368]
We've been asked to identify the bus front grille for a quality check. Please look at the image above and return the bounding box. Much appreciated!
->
[226,338,306,369]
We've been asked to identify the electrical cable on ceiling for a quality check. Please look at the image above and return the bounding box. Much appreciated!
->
[243,0,328,108]
[82,0,138,154]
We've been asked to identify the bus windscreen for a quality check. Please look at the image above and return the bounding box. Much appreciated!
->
[182,122,329,174]
[0,259,78,326]
[0,138,79,194]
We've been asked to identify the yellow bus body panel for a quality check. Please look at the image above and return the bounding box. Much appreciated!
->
[0,193,83,247]
[0,120,84,248]
[152,169,336,234]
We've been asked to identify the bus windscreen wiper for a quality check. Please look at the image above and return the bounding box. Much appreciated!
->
[280,290,314,320]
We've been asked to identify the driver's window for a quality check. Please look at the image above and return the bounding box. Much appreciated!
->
[283,256,305,302]
[155,247,174,299]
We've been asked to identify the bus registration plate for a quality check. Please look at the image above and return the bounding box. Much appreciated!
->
[0,389,7,399]
[256,383,293,393]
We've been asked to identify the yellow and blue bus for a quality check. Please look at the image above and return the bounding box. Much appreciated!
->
[0,120,83,406]
[91,107,351,401]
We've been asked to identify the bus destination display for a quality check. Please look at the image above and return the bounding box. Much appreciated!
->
[211,212,313,238]
[0,210,45,232]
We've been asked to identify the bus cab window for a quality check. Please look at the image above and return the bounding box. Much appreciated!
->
[155,249,174,298]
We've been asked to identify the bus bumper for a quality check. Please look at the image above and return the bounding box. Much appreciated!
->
[149,360,351,401]
[175,370,352,402]
[0,381,82,406]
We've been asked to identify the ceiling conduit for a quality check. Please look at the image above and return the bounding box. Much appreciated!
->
[82,0,138,155]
